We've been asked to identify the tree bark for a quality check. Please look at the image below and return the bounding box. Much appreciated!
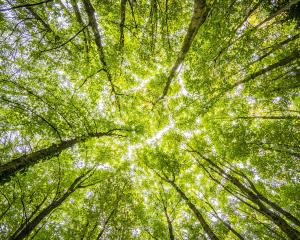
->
[0,129,126,184]
[70,0,90,56]
[190,150,300,240]
[165,211,174,240]
[206,201,244,240]
[96,208,116,239]
[10,173,88,240]
[240,172,300,227]
[162,177,219,240]
[82,0,108,70]
[161,200,175,240]
[83,0,120,110]
[233,50,300,88]
[119,0,127,50]
[159,0,209,100]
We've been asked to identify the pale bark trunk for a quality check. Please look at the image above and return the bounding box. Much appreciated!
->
[159,0,208,100]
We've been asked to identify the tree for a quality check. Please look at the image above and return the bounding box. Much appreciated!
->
[0,0,299,239]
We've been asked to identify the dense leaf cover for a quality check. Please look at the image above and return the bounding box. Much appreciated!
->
[0,0,299,239]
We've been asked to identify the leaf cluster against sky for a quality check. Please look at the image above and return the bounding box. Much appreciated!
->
[0,0,299,239]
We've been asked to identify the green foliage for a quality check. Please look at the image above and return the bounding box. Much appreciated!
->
[0,0,299,239]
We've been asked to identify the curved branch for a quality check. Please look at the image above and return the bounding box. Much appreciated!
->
[40,25,88,53]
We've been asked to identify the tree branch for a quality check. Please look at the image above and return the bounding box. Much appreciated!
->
[0,0,53,12]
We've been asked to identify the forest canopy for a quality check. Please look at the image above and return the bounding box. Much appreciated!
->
[0,0,299,239]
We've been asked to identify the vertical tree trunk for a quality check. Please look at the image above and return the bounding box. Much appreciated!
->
[165,212,175,240]
[161,176,219,240]
[119,0,127,50]
[162,202,175,240]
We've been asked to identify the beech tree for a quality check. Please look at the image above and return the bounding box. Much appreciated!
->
[0,0,299,239]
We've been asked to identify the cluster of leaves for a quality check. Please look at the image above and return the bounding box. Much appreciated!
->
[0,0,299,239]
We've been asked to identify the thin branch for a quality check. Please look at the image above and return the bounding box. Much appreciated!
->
[40,25,88,53]
[76,68,106,90]
[0,0,53,12]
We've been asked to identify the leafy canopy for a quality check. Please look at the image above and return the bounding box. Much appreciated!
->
[0,0,299,239]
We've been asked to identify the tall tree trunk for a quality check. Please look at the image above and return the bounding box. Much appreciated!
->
[233,50,300,88]
[10,173,88,240]
[119,0,127,50]
[96,208,117,239]
[0,129,125,184]
[70,0,89,56]
[205,201,244,240]
[160,175,219,240]
[225,174,300,240]
[82,0,120,110]
[239,171,300,227]
[190,150,300,240]
[165,211,174,240]
[159,0,209,100]
[161,200,175,240]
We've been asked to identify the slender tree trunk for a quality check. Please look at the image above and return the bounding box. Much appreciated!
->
[159,0,209,100]
[82,0,109,72]
[10,174,87,240]
[241,173,300,227]
[70,0,89,56]
[203,50,300,115]
[0,129,125,184]
[233,50,300,88]
[251,33,299,65]
[82,0,120,110]
[206,201,244,240]
[222,159,300,228]
[119,0,127,50]
[162,203,175,240]
[11,195,69,240]
[96,208,116,239]
[162,177,219,240]
[191,151,300,240]
[165,212,174,240]
[260,196,300,227]
[25,7,54,34]
[213,0,262,63]
[214,0,299,63]
[256,0,300,28]
[226,175,300,240]
[222,220,244,240]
